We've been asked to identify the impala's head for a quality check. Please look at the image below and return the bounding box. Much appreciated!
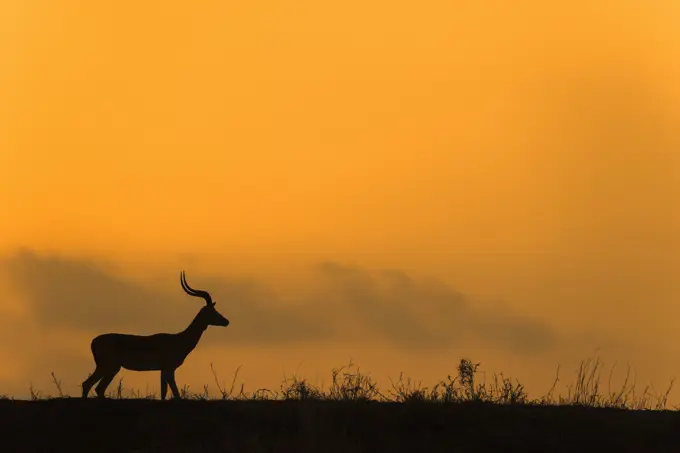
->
[181,271,229,327]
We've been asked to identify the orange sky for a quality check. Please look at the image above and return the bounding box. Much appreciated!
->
[1,1,679,402]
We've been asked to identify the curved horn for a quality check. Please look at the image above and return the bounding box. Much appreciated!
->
[180,271,198,296]
[180,271,213,306]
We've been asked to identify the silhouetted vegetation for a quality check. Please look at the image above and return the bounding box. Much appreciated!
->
[2,357,679,452]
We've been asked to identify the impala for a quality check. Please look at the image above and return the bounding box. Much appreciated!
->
[82,271,229,399]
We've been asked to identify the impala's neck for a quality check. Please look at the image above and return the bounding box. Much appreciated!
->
[179,311,208,351]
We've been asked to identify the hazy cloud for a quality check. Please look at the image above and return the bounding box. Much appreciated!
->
[0,249,559,353]
[311,261,558,352]
[3,249,173,332]
[0,249,328,346]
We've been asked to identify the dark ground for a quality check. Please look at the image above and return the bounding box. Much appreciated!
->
[1,398,680,453]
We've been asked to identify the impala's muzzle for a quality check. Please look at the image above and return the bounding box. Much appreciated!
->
[217,315,229,327]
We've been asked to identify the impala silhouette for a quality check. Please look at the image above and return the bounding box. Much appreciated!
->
[82,271,229,399]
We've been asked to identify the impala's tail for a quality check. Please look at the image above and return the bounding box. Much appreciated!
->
[90,333,116,365]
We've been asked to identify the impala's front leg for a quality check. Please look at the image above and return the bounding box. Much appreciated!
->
[160,372,169,400]
[161,369,181,399]
[168,369,181,399]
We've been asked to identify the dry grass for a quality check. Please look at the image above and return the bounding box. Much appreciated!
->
[15,356,678,411]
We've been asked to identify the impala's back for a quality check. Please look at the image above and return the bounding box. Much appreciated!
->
[91,332,191,372]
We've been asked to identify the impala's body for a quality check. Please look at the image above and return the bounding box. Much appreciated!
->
[82,271,229,399]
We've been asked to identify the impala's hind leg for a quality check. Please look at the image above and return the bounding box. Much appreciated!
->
[82,366,106,399]
[95,366,121,398]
